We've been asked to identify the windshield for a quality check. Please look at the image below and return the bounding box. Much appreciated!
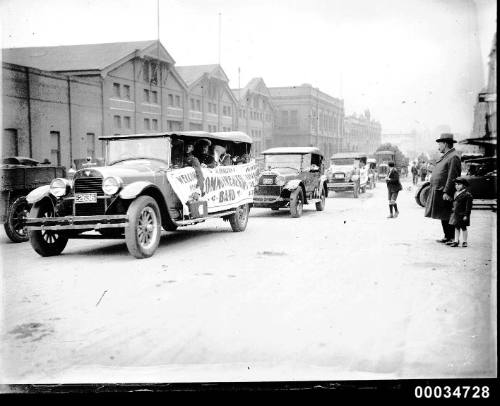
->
[107,137,171,165]
[264,154,303,172]
[331,158,355,166]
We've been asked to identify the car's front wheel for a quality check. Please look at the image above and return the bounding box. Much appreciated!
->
[290,188,304,218]
[125,196,161,259]
[315,187,326,211]
[29,200,68,256]
[4,196,30,243]
[353,183,359,198]
[229,203,249,232]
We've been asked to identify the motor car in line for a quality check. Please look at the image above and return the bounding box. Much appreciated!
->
[252,147,327,217]
[0,156,65,243]
[415,155,497,209]
[24,131,256,259]
[326,152,369,198]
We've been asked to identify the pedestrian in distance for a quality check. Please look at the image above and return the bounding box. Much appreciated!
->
[424,133,462,243]
[448,177,473,247]
[419,162,428,181]
[386,161,402,218]
[411,162,418,185]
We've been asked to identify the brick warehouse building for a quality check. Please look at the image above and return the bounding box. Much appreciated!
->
[268,84,345,158]
[232,77,275,155]
[1,40,238,167]
[343,110,382,155]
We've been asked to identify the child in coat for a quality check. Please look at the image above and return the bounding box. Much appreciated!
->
[448,177,473,247]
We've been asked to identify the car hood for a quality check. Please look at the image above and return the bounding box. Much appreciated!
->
[73,160,163,184]
[328,164,354,173]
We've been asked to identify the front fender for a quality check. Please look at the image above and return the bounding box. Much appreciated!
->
[119,181,156,200]
[26,185,51,204]
[283,179,302,191]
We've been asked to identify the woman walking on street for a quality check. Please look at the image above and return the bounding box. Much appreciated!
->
[386,161,402,218]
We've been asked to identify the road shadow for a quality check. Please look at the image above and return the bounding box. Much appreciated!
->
[250,207,320,218]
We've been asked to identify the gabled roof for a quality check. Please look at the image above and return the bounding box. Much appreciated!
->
[2,40,175,75]
[175,64,230,86]
[232,77,271,101]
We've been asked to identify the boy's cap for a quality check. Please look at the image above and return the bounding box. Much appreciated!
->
[454,177,469,186]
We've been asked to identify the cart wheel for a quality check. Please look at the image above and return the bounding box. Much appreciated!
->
[4,196,30,243]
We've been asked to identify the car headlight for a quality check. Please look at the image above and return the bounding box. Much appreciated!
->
[50,178,71,197]
[102,176,123,195]
[275,176,286,186]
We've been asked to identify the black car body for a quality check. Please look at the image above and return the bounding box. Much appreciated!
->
[253,147,327,217]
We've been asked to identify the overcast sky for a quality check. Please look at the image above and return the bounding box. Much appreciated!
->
[0,0,496,135]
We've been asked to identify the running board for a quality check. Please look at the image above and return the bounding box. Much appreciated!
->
[175,209,237,226]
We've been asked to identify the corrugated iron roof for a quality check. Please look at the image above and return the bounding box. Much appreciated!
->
[2,40,157,72]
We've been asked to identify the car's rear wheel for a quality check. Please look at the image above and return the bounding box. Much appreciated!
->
[315,187,326,211]
[290,188,304,218]
[125,196,161,259]
[29,200,68,256]
[229,203,249,232]
[419,185,431,207]
[4,196,30,243]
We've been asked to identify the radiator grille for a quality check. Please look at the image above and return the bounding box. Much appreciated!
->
[74,176,105,216]
[255,185,282,196]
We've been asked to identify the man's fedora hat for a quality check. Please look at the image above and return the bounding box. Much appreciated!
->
[195,138,211,147]
[435,133,457,143]
[454,177,469,186]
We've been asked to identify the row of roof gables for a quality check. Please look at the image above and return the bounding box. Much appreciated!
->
[99,131,253,144]
[2,40,237,103]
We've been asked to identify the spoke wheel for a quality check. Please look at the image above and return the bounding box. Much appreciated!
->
[290,188,304,218]
[229,203,249,232]
[4,196,30,243]
[125,196,161,258]
[29,200,68,256]
[315,187,326,211]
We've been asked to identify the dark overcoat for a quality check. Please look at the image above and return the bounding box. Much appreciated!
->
[449,190,473,227]
[424,148,462,220]
[386,168,402,193]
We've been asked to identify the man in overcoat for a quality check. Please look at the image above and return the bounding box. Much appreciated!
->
[424,133,462,242]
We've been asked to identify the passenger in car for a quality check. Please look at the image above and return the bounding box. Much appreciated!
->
[184,142,205,196]
[215,144,232,166]
[195,138,217,168]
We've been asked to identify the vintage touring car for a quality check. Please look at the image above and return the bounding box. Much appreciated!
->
[326,152,369,198]
[25,131,257,258]
[253,147,327,217]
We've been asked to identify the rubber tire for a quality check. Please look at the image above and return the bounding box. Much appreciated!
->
[290,188,304,218]
[419,185,431,207]
[315,187,326,211]
[229,203,250,232]
[29,201,68,256]
[353,183,359,198]
[4,196,30,243]
[125,196,162,259]
[415,188,423,207]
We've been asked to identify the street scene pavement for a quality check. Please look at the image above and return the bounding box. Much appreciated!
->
[0,178,496,383]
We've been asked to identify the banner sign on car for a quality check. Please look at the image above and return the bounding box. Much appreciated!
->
[166,161,258,214]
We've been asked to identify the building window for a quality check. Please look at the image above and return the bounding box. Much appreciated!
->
[50,131,61,166]
[123,85,131,100]
[152,119,158,131]
[196,99,201,111]
[175,95,181,107]
[124,116,131,129]
[143,89,150,103]
[3,128,18,156]
[150,62,158,84]
[168,94,174,106]
[281,111,289,126]
[112,83,121,98]
[143,60,150,82]
[190,98,195,110]
[290,110,298,126]
[151,90,158,104]
[144,118,151,131]
[86,133,95,158]
[113,115,121,128]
